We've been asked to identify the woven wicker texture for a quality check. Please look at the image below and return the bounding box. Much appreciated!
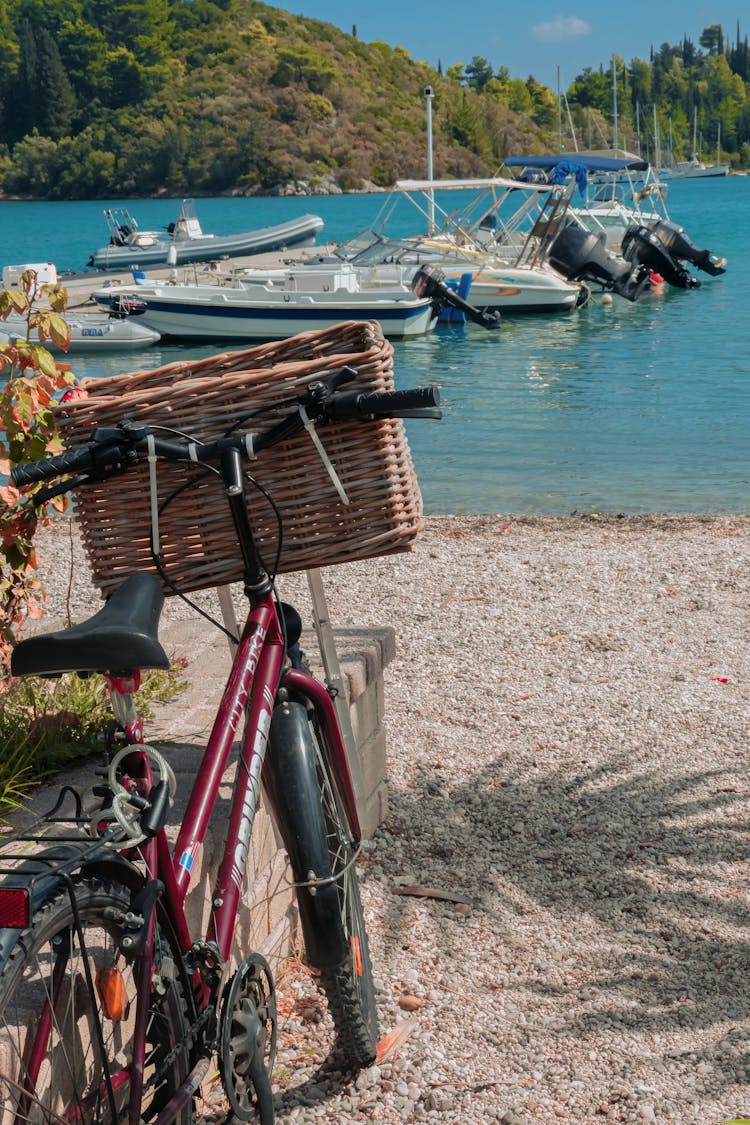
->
[54,322,424,596]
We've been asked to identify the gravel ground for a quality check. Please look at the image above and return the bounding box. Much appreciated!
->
[34,513,750,1124]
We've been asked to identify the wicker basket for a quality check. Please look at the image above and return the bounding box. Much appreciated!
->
[54,321,424,596]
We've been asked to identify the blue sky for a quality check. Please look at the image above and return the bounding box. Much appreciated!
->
[278,2,743,88]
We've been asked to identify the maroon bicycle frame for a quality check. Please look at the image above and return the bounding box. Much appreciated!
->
[111,585,362,1124]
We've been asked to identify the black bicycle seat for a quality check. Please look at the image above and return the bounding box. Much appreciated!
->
[11,572,169,678]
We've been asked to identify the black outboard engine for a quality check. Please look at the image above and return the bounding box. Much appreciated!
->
[546,224,651,302]
[646,219,727,277]
[621,226,700,290]
[109,295,148,319]
[411,265,501,329]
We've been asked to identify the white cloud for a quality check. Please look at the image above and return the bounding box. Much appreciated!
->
[531,16,592,44]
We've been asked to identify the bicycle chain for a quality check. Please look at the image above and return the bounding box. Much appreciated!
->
[146,1002,217,1093]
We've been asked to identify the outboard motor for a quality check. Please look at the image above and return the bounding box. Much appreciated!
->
[109,295,148,319]
[646,219,727,277]
[546,224,651,302]
[412,265,501,329]
[621,226,700,290]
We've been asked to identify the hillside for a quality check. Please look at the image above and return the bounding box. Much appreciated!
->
[0,0,551,199]
[0,1,747,199]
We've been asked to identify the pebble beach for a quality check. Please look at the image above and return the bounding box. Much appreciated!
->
[35,513,750,1123]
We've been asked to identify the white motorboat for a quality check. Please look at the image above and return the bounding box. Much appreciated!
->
[1,307,160,352]
[504,152,670,252]
[278,177,587,314]
[88,199,324,270]
[92,265,439,339]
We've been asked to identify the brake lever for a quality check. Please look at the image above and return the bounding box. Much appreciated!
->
[34,474,94,506]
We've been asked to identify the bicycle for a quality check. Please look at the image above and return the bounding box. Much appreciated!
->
[0,366,440,1124]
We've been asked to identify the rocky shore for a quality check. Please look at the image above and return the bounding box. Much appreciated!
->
[34,513,750,1123]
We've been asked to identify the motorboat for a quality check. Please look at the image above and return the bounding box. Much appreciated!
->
[1,304,161,352]
[286,177,587,314]
[87,199,324,270]
[504,152,670,252]
[503,150,728,290]
[92,265,441,339]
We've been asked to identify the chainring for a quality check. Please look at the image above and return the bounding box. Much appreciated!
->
[218,952,277,1122]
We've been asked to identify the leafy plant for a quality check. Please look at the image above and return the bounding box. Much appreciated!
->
[0,271,188,824]
[0,267,79,673]
[0,663,188,822]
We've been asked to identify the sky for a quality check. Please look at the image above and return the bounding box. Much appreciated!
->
[278,2,743,89]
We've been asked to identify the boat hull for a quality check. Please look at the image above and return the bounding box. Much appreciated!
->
[101,287,437,340]
[240,261,580,313]
[1,313,160,351]
[89,214,324,270]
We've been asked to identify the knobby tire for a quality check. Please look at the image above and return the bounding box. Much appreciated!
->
[268,699,378,1070]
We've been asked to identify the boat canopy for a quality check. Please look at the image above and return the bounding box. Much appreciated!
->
[395,177,557,193]
[505,154,650,173]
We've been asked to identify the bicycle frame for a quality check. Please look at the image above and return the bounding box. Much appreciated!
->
[131,592,362,964]
[99,581,360,1125]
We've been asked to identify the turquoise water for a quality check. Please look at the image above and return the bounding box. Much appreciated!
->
[1,179,748,514]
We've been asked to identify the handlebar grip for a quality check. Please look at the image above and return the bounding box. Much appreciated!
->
[330,386,441,421]
[11,443,96,487]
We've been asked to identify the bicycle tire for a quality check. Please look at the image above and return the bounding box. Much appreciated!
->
[0,872,193,1124]
[267,699,379,1070]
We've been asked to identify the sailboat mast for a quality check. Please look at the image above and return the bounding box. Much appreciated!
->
[612,58,618,150]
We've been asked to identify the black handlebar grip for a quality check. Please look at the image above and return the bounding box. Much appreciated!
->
[330,386,440,421]
[11,443,96,487]
[358,387,440,415]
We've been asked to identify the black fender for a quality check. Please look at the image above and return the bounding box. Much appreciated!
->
[0,844,133,965]
[1,848,154,964]
[264,698,349,969]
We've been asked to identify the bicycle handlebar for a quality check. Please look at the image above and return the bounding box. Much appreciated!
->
[11,378,442,491]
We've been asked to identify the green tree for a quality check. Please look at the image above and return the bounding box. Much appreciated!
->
[699,24,724,55]
[34,27,77,137]
[465,56,494,91]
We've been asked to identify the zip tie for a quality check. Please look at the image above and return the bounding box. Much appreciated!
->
[299,406,349,505]
[187,442,200,462]
[244,433,256,460]
[146,434,160,554]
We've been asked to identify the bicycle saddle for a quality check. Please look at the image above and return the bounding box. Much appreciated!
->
[11,572,170,677]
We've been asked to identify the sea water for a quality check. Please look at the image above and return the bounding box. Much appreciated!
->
[1,178,748,514]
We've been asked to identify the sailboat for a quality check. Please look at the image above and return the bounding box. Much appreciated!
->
[661,111,729,179]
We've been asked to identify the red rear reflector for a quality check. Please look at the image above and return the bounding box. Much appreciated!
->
[0,887,30,928]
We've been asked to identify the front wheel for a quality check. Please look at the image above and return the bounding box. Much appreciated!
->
[0,873,193,1123]
[266,699,378,1069]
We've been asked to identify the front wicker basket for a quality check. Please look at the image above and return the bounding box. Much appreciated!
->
[54,321,424,597]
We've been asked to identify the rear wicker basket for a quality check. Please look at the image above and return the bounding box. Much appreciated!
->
[54,321,424,596]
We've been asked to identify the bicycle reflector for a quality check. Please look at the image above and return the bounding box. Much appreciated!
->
[0,887,30,928]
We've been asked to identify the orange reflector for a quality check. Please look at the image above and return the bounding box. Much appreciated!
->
[96,967,128,1021]
[0,887,30,928]
[350,935,362,977]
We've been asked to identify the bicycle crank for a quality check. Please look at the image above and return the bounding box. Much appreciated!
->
[218,952,277,1123]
